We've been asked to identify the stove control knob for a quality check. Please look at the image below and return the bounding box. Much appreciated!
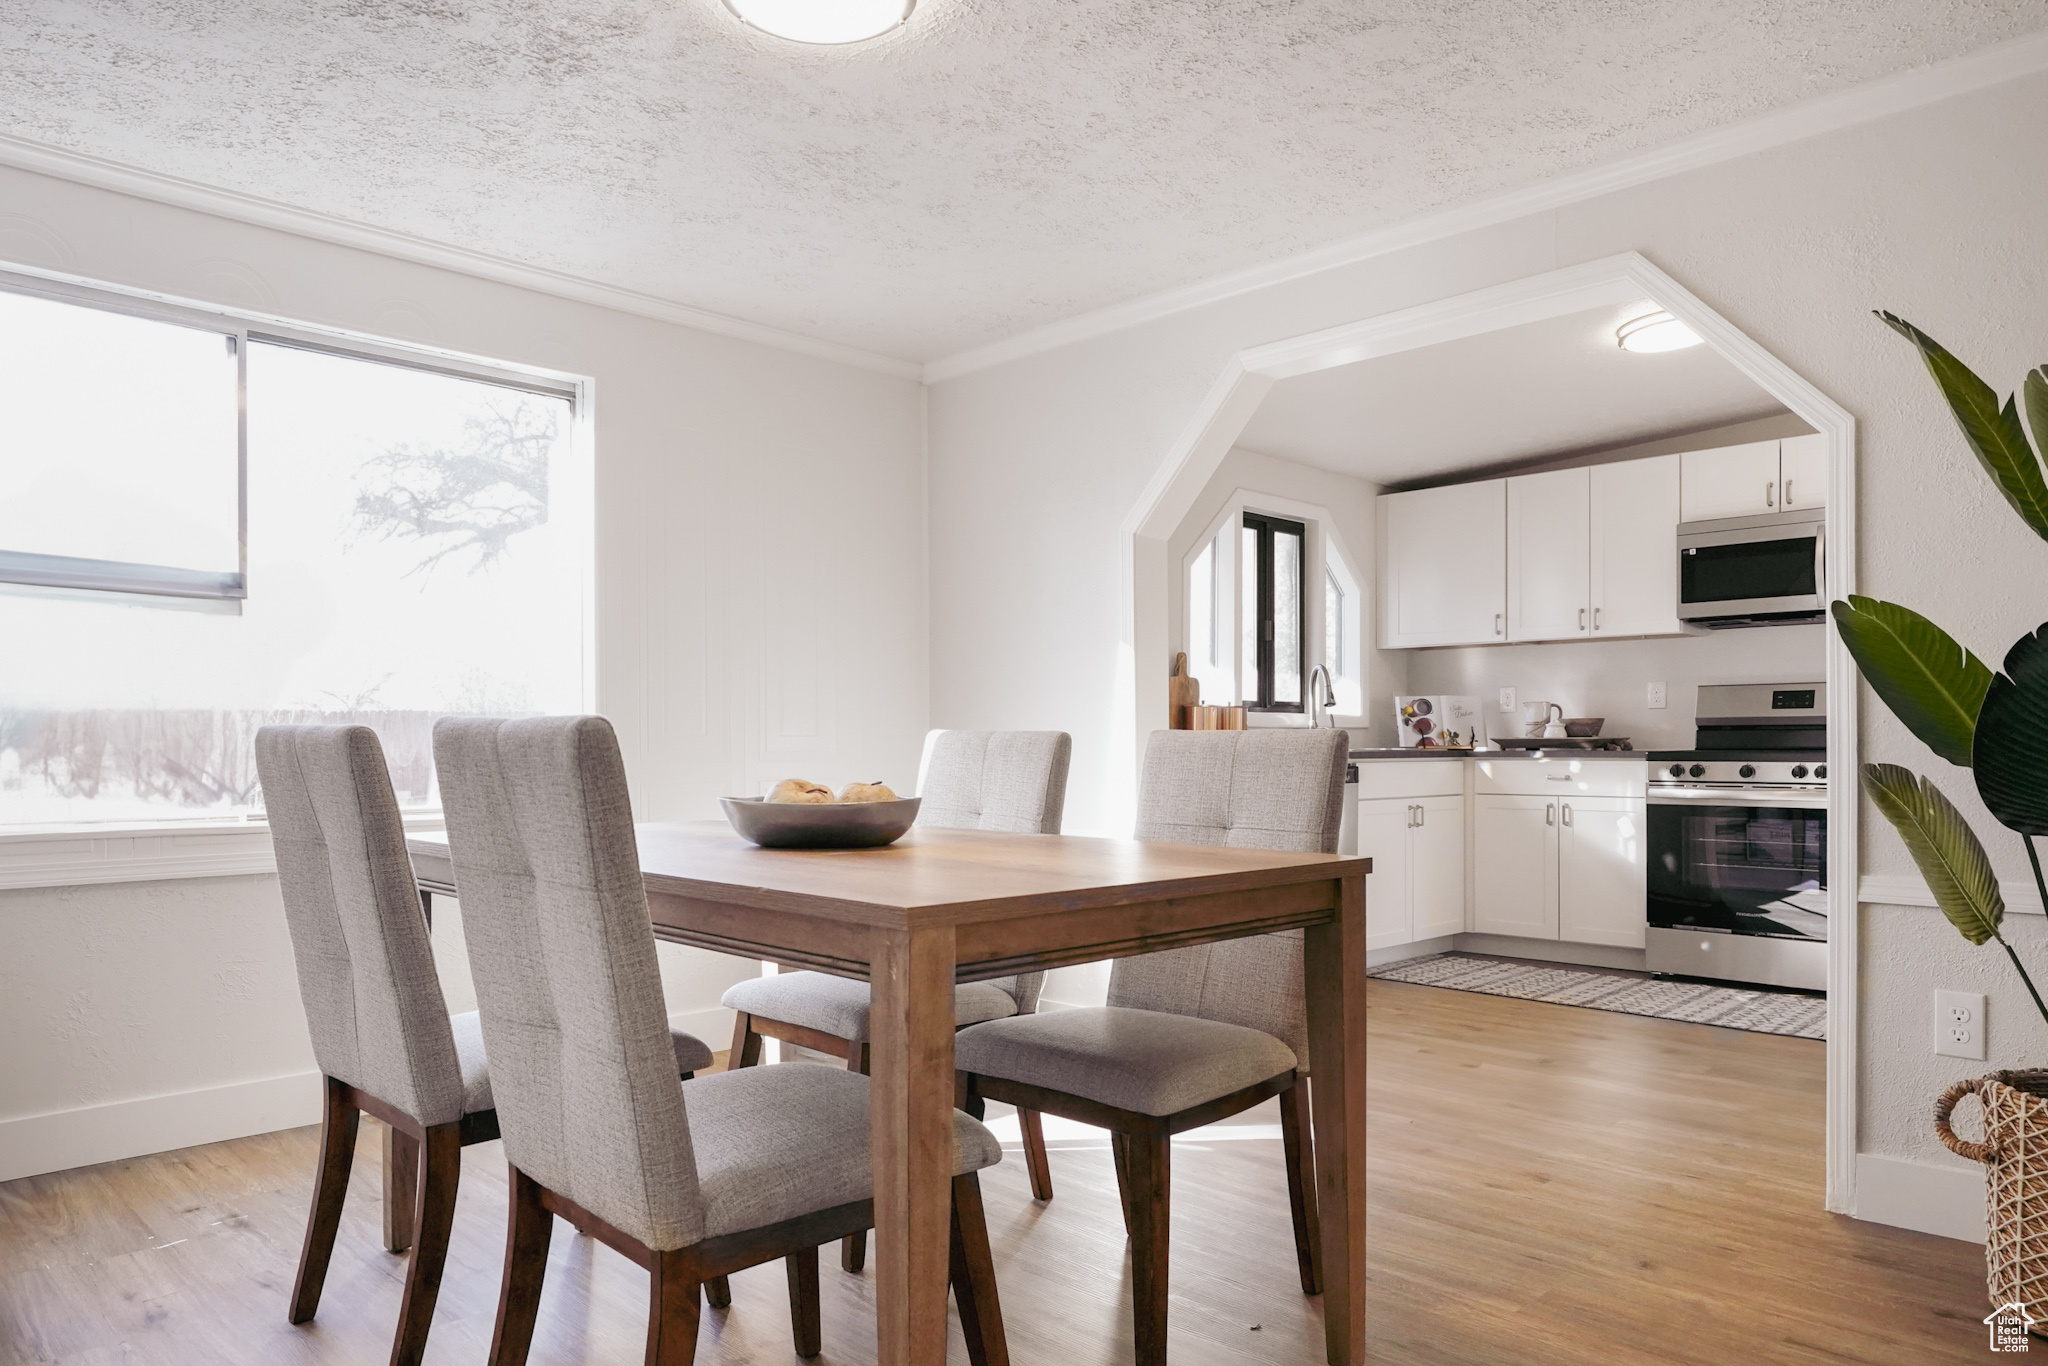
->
[1815,764,1828,780]
[1688,764,1706,778]
[1668,763,1684,778]
[1739,764,1757,778]
[1790,765,1809,779]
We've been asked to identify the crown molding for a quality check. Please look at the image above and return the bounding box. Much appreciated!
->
[0,132,924,381]
[924,26,2048,383]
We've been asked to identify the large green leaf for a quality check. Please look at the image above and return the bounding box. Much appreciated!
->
[1878,311,2048,541]
[1865,763,2006,944]
[1975,623,2048,835]
[1830,596,1990,767]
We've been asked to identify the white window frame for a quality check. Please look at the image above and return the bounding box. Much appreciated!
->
[0,260,596,882]
[1177,488,1368,726]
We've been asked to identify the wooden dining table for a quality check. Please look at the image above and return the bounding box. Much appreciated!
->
[408,821,1365,1366]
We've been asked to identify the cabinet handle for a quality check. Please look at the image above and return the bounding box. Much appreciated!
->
[1784,479,1794,506]
[1563,802,1573,827]
[1579,607,1587,632]
[1593,606,1602,630]
[1765,480,1776,508]
[1416,804,1426,828]
[1494,612,1504,636]
[1406,803,1416,828]
[1546,802,1555,826]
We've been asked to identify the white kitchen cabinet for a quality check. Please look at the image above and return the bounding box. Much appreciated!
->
[1558,797,1647,947]
[1680,440,1783,521]
[1379,480,1507,648]
[1360,792,1466,949]
[1506,468,1590,642]
[1779,433,1827,511]
[1589,455,1682,638]
[1470,794,1559,938]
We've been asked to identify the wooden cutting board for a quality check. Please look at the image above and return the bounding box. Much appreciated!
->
[1168,651,1202,728]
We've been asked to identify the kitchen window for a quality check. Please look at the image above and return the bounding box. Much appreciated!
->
[1240,511,1306,712]
[0,276,589,828]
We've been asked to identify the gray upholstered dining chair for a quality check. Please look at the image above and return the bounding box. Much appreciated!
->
[256,723,714,1366]
[953,727,1346,1366]
[433,715,1011,1366]
[722,728,1072,1270]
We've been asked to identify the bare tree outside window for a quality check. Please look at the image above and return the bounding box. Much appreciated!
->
[350,398,556,576]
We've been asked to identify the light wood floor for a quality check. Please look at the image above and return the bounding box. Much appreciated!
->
[0,983,1996,1364]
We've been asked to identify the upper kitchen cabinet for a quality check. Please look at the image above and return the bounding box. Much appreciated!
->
[1379,479,1506,648]
[1590,454,1682,637]
[1778,433,1827,510]
[1680,436,1827,521]
[1506,468,1590,642]
[1680,440,1783,520]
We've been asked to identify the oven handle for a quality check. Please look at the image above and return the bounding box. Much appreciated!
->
[1649,789,1829,809]
[1814,520,1827,597]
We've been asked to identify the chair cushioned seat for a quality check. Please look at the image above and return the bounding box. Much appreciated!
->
[684,1063,1001,1238]
[722,971,1019,1043]
[954,1006,1298,1117]
[449,1011,715,1116]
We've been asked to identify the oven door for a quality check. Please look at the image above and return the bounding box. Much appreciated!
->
[1677,513,1824,623]
[1648,790,1827,941]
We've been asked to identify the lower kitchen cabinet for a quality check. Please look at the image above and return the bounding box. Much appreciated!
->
[1361,793,1466,949]
[1558,797,1647,947]
[1471,794,1559,938]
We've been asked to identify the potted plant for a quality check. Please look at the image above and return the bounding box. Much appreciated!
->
[1842,313,2048,1324]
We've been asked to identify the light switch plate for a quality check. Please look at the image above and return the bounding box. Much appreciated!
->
[1936,989,1987,1060]
[1498,687,1516,713]
[1647,682,1667,709]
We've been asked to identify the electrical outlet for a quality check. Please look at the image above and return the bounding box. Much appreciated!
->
[1936,990,1988,1060]
[1647,682,1667,709]
[1498,687,1516,713]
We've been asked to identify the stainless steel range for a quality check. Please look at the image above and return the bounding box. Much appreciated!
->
[1645,683,1828,992]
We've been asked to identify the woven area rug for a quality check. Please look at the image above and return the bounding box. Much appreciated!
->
[1370,953,1826,1040]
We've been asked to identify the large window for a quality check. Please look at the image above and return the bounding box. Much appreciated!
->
[1240,511,1305,712]
[0,283,587,828]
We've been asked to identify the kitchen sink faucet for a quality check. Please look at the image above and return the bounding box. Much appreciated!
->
[1307,664,1338,728]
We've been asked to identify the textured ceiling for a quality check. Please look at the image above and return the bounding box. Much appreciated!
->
[1236,302,1786,484]
[4,2,2046,361]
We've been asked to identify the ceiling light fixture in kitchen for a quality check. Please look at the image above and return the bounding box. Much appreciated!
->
[1616,310,1704,353]
[722,0,914,44]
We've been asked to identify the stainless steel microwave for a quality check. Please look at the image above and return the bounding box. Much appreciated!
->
[1677,509,1825,628]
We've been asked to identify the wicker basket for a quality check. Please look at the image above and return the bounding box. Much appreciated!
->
[1934,1069,2048,1325]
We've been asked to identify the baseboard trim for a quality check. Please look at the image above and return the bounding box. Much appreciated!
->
[1853,1152,1986,1244]
[0,1069,324,1184]
[1367,936,1456,969]
[1452,934,1650,972]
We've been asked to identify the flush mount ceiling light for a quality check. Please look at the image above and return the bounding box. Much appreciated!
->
[1616,310,1704,353]
[723,0,914,44]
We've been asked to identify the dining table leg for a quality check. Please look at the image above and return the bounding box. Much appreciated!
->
[1305,872,1366,1366]
[869,925,959,1366]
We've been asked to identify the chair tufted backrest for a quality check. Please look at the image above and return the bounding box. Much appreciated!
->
[256,724,465,1127]
[434,715,703,1251]
[917,729,1073,1012]
[1108,728,1350,1070]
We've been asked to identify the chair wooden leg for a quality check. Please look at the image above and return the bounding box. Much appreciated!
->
[645,1250,701,1366]
[390,1124,461,1366]
[841,1044,870,1273]
[1279,1078,1323,1295]
[785,1245,822,1357]
[289,1077,360,1325]
[1125,1130,1172,1366]
[383,1123,420,1254]
[1109,1132,1134,1239]
[949,1173,1011,1366]
[704,1275,732,1309]
[727,1011,763,1069]
[487,1167,554,1366]
[1018,1108,1054,1201]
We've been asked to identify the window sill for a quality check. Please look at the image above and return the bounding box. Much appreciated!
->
[0,813,446,891]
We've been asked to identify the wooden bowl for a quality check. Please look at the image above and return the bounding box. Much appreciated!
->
[1563,718,1605,737]
[719,796,921,849]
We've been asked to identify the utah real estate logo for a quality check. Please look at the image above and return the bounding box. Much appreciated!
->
[1987,1302,2038,1352]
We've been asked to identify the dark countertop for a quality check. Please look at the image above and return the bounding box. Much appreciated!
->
[1350,747,1645,760]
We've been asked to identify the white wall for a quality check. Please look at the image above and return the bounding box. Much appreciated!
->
[927,68,2048,1234]
[0,164,928,1181]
